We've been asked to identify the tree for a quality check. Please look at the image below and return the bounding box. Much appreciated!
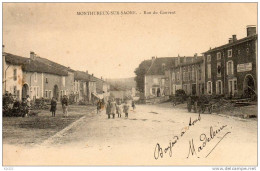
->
[134,60,152,93]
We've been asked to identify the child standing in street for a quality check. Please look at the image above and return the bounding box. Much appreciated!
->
[116,100,122,118]
[123,101,130,118]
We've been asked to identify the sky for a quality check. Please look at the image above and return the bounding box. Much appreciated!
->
[3,3,257,79]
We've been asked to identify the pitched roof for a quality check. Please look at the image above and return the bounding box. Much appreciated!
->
[35,56,75,72]
[203,34,257,54]
[146,57,176,75]
[4,53,68,76]
[179,56,203,67]
[74,70,96,82]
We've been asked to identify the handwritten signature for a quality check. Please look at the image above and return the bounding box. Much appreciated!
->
[187,125,231,158]
[154,113,201,160]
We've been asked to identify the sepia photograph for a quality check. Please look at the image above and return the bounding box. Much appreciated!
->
[1,2,258,167]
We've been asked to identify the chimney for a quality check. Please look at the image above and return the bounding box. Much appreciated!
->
[101,76,103,80]
[178,54,181,65]
[194,53,197,60]
[184,56,186,63]
[92,73,94,77]
[232,35,237,41]
[2,45,5,53]
[247,25,256,37]
[86,70,88,74]
[229,38,233,43]
[30,51,36,60]
[151,56,155,62]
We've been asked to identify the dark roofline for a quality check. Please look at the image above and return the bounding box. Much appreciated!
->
[203,34,257,54]
[178,57,203,67]
[36,56,75,72]
[74,70,96,82]
[4,52,68,76]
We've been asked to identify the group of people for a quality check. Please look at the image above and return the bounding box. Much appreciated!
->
[103,99,136,119]
[3,92,31,117]
[50,95,69,117]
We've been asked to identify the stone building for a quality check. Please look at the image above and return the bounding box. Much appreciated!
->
[144,57,176,98]
[203,26,257,98]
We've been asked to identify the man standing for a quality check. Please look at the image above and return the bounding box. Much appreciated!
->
[110,98,117,119]
[62,95,69,117]
[106,100,111,119]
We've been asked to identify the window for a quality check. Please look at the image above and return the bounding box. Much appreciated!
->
[228,78,237,96]
[14,86,17,95]
[45,90,48,98]
[207,81,212,95]
[36,87,39,98]
[152,88,156,95]
[217,62,221,77]
[217,52,221,60]
[13,69,17,81]
[192,66,195,81]
[177,72,180,81]
[45,78,48,83]
[161,79,165,86]
[207,64,211,79]
[62,76,65,86]
[234,80,237,91]
[172,72,175,82]
[227,60,234,75]
[207,55,211,62]
[228,49,232,57]
[238,50,241,55]
[216,80,223,95]
[198,68,202,80]
[34,72,37,82]
[246,48,249,53]
[49,91,52,98]
[153,78,159,85]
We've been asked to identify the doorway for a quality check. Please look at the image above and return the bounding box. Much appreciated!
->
[22,83,29,100]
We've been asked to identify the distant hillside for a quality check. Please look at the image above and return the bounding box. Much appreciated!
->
[106,77,136,91]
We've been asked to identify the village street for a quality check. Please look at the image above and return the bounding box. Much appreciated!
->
[3,103,257,166]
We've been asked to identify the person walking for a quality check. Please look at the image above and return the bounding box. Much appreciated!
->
[106,100,111,119]
[123,101,130,118]
[50,97,57,117]
[110,98,117,119]
[132,100,136,110]
[61,95,69,117]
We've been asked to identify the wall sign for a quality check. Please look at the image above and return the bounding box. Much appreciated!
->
[237,62,252,72]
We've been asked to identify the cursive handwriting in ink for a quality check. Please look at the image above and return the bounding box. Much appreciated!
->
[205,131,231,157]
[154,114,201,160]
[154,136,179,160]
[187,125,230,158]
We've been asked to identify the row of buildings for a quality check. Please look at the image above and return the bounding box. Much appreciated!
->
[2,49,110,103]
[144,26,257,99]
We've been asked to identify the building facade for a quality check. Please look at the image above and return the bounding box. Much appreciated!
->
[144,57,176,98]
[203,26,257,98]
